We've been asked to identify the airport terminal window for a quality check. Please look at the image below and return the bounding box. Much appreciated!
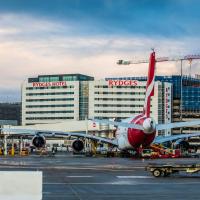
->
[26,104,74,108]
[26,85,74,90]
[26,92,74,96]
[95,86,108,88]
[94,110,138,114]
[94,92,145,95]
[26,117,74,120]
[26,98,74,102]
[94,86,146,89]
[94,98,145,101]
[26,110,74,114]
[39,77,50,82]
[49,76,59,82]
[63,76,77,81]
[94,104,143,107]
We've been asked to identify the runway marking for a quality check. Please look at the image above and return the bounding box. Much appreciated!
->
[117,176,152,179]
[66,176,93,178]
[44,181,200,185]
[44,182,69,185]
[0,165,144,171]
[44,182,118,185]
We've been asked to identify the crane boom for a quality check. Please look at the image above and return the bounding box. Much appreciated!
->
[117,54,200,65]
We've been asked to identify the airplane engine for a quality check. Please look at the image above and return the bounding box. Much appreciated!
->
[32,135,46,148]
[72,139,84,152]
[143,118,156,134]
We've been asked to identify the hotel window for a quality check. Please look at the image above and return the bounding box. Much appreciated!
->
[39,76,50,82]
[50,76,59,82]
[63,76,77,81]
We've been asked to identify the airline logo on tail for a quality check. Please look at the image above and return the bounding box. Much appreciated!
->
[143,51,156,117]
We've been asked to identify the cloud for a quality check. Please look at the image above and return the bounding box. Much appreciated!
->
[0,13,199,102]
[1,0,200,39]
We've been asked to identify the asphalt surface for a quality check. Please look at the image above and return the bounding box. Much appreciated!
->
[1,154,200,200]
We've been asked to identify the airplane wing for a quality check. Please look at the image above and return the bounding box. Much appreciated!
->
[90,119,144,130]
[156,120,200,131]
[91,119,200,131]
[153,132,200,144]
[0,128,118,146]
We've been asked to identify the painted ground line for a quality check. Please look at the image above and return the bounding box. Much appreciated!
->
[117,176,152,179]
[66,175,93,178]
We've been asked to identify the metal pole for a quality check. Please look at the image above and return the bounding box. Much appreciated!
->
[84,116,88,154]
[20,137,23,156]
[11,138,15,156]
[189,59,192,77]
[4,135,7,156]
[180,59,183,134]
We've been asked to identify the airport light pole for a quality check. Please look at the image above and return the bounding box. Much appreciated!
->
[20,136,23,155]
[4,135,7,156]
[180,59,183,134]
[84,115,88,154]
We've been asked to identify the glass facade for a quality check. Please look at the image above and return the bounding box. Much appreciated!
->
[29,74,94,83]
[79,81,89,120]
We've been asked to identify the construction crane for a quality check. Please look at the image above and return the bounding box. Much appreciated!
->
[117,52,200,133]
[117,54,200,65]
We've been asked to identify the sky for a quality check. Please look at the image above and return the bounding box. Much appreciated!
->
[0,0,200,102]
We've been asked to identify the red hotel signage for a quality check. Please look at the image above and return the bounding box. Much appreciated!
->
[32,81,67,87]
[107,80,139,86]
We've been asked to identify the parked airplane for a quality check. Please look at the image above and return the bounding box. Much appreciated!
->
[1,51,200,153]
[92,50,200,150]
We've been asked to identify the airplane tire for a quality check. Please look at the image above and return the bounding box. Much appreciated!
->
[153,169,162,177]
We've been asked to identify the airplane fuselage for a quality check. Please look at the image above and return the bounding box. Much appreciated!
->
[116,114,156,150]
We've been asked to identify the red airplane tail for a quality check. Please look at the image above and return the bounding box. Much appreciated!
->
[143,51,156,117]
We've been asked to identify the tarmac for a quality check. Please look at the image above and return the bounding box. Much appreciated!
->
[0,153,200,200]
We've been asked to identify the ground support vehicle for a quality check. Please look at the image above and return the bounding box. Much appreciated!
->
[20,148,29,156]
[146,163,200,177]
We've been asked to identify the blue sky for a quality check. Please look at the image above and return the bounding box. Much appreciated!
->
[1,0,200,37]
[0,0,200,101]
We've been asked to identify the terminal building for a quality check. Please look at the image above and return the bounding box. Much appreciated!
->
[22,74,172,136]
